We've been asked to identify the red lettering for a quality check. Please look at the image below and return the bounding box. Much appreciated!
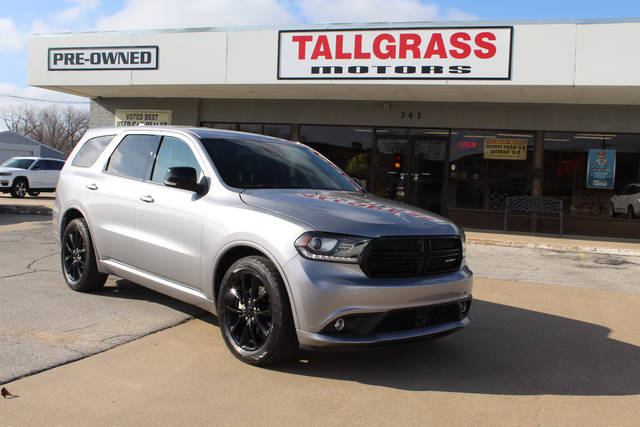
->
[449,32,471,59]
[474,32,496,59]
[373,33,396,59]
[292,35,313,59]
[311,35,333,60]
[335,35,352,59]
[354,34,371,59]
[424,33,447,59]
[399,33,422,59]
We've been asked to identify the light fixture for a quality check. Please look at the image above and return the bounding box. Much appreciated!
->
[496,133,534,138]
[544,138,570,142]
[463,135,491,138]
[574,136,613,140]
[354,129,372,133]
[575,133,616,138]
[423,131,449,135]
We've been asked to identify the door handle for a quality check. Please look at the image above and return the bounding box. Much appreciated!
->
[86,183,98,190]
[139,195,155,203]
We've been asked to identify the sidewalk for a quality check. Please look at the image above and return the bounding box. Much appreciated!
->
[466,229,640,256]
[0,195,54,215]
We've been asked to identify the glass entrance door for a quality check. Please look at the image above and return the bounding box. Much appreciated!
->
[409,139,446,214]
[374,136,446,214]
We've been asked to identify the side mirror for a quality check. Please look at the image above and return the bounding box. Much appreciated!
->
[164,167,198,192]
[349,176,366,192]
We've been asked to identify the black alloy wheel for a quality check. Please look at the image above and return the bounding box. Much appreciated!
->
[217,256,298,365]
[10,179,27,198]
[60,218,108,292]
[222,271,273,351]
[63,229,87,283]
[629,206,635,219]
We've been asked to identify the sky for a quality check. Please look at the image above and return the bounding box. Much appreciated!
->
[1,0,640,110]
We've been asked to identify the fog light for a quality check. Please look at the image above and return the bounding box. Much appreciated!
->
[458,301,467,314]
[334,318,345,331]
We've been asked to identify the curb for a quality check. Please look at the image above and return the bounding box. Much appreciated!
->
[0,205,52,216]
[468,237,640,257]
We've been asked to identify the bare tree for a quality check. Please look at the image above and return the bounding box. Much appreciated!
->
[0,104,89,155]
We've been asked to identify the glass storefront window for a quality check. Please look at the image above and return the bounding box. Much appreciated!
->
[544,132,640,217]
[201,122,236,130]
[447,130,535,211]
[200,122,292,139]
[299,125,373,189]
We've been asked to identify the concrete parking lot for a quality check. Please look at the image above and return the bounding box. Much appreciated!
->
[1,198,639,425]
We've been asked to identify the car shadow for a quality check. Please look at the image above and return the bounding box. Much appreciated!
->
[97,278,209,319]
[87,281,640,396]
[274,299,640,396]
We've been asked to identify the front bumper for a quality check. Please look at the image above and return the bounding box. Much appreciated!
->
[282,255,473,348]
[297,315,470,349]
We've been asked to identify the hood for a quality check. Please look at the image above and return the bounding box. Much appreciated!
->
[0,167,22,173]
[239,189,459,237]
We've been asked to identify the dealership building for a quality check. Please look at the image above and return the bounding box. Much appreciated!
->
[29,18,640,238]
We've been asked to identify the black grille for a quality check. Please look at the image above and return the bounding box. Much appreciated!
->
[374,303,461,333]
[360,236,462,277]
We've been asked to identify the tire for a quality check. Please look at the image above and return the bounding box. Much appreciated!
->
[28,191,40,197]
[628,206,635,219]
[217,255,298,366]
[61,218,108,292]
[10,179,28,198]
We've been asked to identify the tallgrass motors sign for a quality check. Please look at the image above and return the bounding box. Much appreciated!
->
[48,46,158,70]
[278,27,512,80]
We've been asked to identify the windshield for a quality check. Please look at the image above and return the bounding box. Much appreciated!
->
[200,137,361,191]
[1,158,34,169]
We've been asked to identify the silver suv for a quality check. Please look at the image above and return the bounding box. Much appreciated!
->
[54,126,473,365]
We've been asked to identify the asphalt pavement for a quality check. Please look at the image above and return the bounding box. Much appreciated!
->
[1,198,640,425]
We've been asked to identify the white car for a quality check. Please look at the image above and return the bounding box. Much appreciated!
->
[0,157,66,198]
[610,183,640,218]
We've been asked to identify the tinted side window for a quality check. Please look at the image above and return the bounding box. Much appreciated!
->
[41,160,54,170]
[151,136,201,183]
[31,161,43,170]
[106,134,158,180]
[73,135,115,167]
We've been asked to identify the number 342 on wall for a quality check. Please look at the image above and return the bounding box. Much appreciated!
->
[400,111,422,120]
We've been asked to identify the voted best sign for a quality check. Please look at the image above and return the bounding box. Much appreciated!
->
[115,110,172,126]
[278,27,512,80]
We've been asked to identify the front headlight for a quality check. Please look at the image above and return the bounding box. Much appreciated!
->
[294,232,371,264]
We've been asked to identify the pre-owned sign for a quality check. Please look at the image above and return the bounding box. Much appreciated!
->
[278,27,512,80]
[48,46,158,70]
